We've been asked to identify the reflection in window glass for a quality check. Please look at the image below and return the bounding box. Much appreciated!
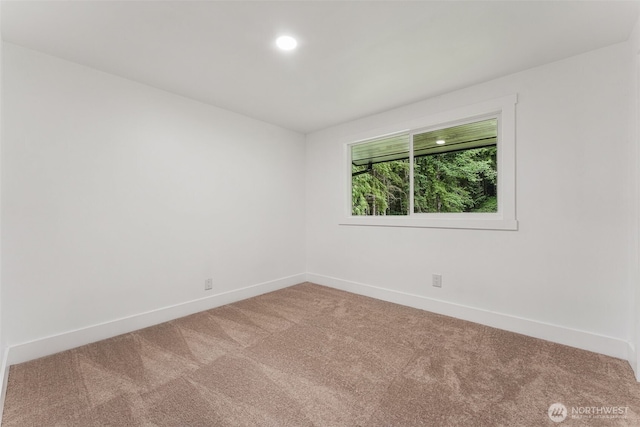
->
[413,119,497,213]
[351,133,409,216]
[350,118,498,216]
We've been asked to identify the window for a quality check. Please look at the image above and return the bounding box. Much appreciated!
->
[344,95,517,230]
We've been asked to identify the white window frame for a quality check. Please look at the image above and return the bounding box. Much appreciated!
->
[342,94,517,231]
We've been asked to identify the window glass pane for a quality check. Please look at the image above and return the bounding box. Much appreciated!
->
[413,119,498,213]
[351,133,410,216]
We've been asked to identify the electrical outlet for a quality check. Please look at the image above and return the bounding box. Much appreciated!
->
[432,274,442,288]
[205,278,213,291]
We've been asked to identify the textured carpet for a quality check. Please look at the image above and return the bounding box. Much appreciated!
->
[2,282,640,426]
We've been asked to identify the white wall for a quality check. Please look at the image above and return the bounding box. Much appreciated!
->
[0,0,6,412]
[1,43,306,357]
[306,41,634,359]
[629,16,640,377]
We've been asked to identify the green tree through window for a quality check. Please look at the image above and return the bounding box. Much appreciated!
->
[352,160,409,215]
[413,146,497,213]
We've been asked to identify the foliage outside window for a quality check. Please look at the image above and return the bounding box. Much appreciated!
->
[351,118,498,216]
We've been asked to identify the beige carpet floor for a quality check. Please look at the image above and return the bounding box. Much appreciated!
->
[2,282,640,426]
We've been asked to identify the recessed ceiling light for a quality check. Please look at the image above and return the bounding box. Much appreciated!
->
[276,35,297,51]
[436,139,446,145]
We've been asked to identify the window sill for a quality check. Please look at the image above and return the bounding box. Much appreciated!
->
[340,216,518,231]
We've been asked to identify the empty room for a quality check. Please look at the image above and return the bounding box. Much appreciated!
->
[1,0,640,425]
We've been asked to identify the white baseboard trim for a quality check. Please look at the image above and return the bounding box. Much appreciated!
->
[3,272,632,373]
[307,273,630,361]
[628,342,639,380]
[7,273,306,366]
[0,346,10,425]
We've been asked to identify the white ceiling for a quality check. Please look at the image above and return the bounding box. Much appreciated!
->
[2,1,639,133]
